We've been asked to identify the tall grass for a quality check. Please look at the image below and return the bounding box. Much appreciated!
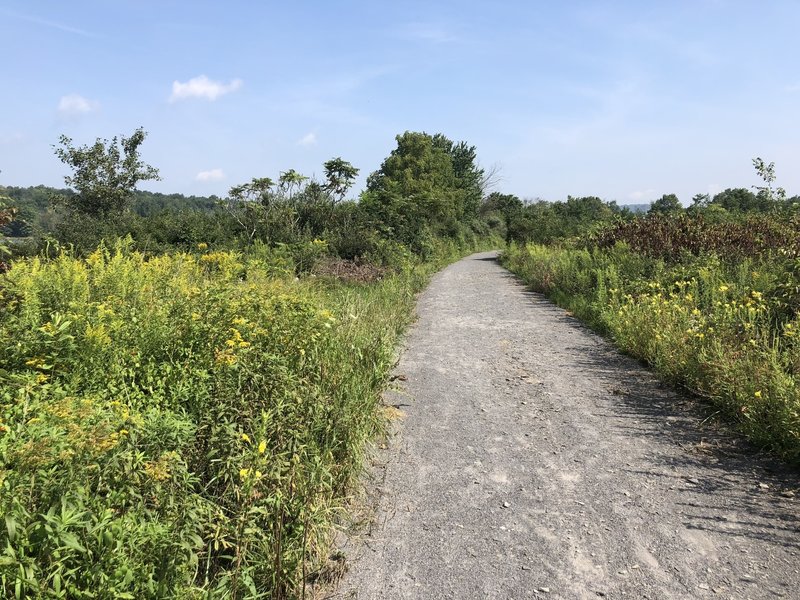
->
[0,235,490,599]
[502,240,800,463]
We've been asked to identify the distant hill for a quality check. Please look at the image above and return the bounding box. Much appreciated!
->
[1,185,221,236]
[623,203,650,213]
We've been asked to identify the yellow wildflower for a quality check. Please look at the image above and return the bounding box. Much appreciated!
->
[754,390,762,398]
[239,468,250,479]
[241,433,251,443]
[258,440,267,454]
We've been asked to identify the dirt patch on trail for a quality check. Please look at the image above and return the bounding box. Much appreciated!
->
[327,252,798,600]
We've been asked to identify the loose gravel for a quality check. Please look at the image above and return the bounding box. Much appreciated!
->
[330,252,799,600]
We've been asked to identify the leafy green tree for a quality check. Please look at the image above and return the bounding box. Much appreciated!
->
[432,134,484,217]
[481,192,524,238]
[53,127,160,217]
[4,205,33,237]
[224,177,276,243]
[503,196,627,244]
[224,159,360,246]
[0,192,16,270]
[361,131,483,249]
[691,193,710,208]
[277,169,308,200]
[481,192,523,219]
[649,193,682,215]
[322,157,359,203]
[785,195,800,211]
[710,187,764,212]
[752,157,786,206]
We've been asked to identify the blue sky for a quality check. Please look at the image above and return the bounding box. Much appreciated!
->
[2,1,799,204]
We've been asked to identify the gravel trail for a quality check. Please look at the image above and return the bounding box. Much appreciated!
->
[331,252,799,600]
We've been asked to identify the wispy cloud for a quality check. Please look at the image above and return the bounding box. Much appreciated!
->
[1,8,96,38]
[296,133,317,146]
[196,168,225,182]
[57,94,99,117]
[396,22,457,43]
[786,82,800,93]
[538,80,647,147]
[268,66,394,127]
[628,189,656,201]
[169,75,242,102]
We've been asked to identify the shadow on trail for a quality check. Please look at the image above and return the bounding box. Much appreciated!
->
[469,254,502,263]
[503,270,800,553]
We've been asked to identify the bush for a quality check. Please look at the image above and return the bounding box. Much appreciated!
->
[0,240,432,598]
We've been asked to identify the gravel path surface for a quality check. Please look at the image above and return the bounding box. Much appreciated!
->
[331,252,799,600]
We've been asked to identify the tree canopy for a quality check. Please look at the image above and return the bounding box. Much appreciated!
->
[53,127,160,217]
[360,131,483,248]
[649,193,682,215]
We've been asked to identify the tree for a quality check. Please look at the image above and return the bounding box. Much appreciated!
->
[361,131,483,248]
[649,193,682,215]
[224,177,276,243]
[432,134,484,218]
[481,192,523,219]
[710,188,762,212]
[224,159,359,245]
[752,157,786,206]
[322,157,359,203]
[0,191,16,272]
[53,127,160,217]
[277,169,308,201]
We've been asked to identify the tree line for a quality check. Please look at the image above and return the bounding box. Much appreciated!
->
[480,158,797,247]
[3,128,796,264]
[1,128,493,266]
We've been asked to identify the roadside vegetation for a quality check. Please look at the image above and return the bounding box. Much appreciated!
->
[0,129,499,598]
[6,122,797,597]
[501,160,800,464]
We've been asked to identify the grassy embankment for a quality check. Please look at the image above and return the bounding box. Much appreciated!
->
[502,215,800,463]
[0,238,492,598]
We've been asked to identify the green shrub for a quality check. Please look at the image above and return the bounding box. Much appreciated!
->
[0,239,434,598]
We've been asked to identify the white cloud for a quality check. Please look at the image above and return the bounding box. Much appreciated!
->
[628,189,656,201]
[169,75,242,102]
[2,8,96,38]
[786,83,800,93]
[296,132,317,146]
[196,168,225,182]
[57,94,99,116]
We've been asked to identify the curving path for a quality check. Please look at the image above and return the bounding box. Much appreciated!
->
[331,252,799,600]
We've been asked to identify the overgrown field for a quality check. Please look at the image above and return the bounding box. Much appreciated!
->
[502,215,800,463]
[0,238,481,598]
